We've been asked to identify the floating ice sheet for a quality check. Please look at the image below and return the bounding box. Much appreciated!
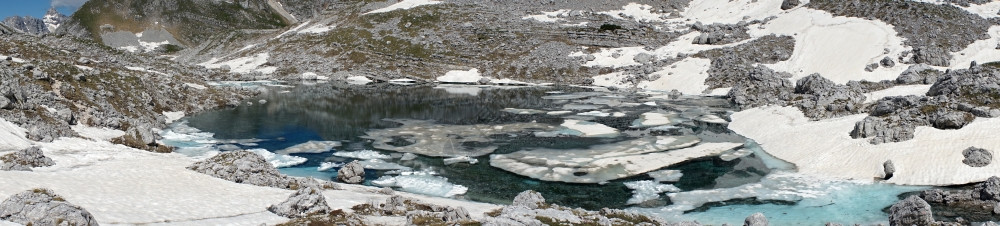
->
[332,150,391,160]
[363,119,553,157]
[647,169,683,183]
[489,136,741,184]
[372,172,468,198]
[276,140,342,154]
[624,180,681,205]
[248,149,307,168]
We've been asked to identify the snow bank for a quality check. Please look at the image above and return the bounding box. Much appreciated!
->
[198,53,278,74]
[163,111,185,124]
[951,25,1000,68]
[437,68,483,83]
[490,136,740,184]
[523,9,571,23]
[599,3,668,23]
[364,0,442,15]
[277,140,342,155]
[248,149,307,168]
[637,58,712,95]
[0,118,30,151]
[729,106,1000,185]
[677,0,787,24]
[750,8,908,84]
[70,125,125,142]
[862,85,932,104]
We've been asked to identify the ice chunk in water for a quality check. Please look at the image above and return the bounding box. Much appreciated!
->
[490,136,744,183]
[317,162,343,171]
[632,112,676,127]
[248,149,308,168]
[647,169,683,183]
[276,140,341,154]
[372,172,468,197]
[363,119,553,157]
[624,180,681,205]
[359,159,411,170]
[333,150,392,160]
[443,156,479,165]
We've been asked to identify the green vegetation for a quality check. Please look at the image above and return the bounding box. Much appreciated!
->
[599,24,622,32]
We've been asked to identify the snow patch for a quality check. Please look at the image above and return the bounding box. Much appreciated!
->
[364,0,443,15]
[437,68,483,83]
[163,111,185,124]
[0,118,30,151]
[863,85,933,104]
[372,172,468,198]
[522,9,571,23]
[71,125,125,141]
[198,53,278,74]
[599,3,668,23]
[637,58,713,95]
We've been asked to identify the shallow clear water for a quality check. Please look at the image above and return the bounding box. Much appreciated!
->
[165,81,925,224]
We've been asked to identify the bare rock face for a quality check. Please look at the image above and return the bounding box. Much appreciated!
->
[963,147,993,167]
[792,74,866,119]
[267,186,332,218]
[337,160,365,184]
[0,147,55,171]
[187,150,338,190]
[888,196,935,226]
[883,160,896,180]
[976,176,1000,202]
[511,190,546,209]
[0,188,98,226]
[744,212,768,226]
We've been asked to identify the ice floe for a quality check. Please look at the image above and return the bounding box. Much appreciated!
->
[347,76,373,85]
[554,119,619,137]
[332,150,391,160]
[443,156,478,165]
[624,180,681,205]
[276,140,342,155]
[360,159,411,170]
[248,149,308,168]
[647,169,683,183]
[489,136,742,183]
[363,119,553,157]
[317,162,343,171]
[372,171,468,198]
[632,112,676,127]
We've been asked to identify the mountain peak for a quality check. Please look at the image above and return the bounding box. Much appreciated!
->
[43,7,67,33]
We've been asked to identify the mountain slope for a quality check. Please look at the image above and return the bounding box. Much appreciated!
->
[59,0,293,50]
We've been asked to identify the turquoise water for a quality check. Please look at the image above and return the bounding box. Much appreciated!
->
[165,81,926,224]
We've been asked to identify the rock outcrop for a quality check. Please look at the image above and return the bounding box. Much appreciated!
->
[187,150,338,190]
[0,147,55,171]
[916,177,1000,223]
[337,160,365,184]
[888,196,935,226]
[511,190,546,209]
[963,147,993,167]
[267,186,332,218]
[792,74,866,119]
[781,0,800,10]
[744,212,768,226]
[480,190,672,225]
[883,160,896,180]
[0,188,98,226]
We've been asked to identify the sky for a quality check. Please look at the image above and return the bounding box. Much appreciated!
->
[0,0,87,19]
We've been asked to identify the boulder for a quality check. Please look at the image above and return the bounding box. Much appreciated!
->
[881,57,896,68]
[0,188,98,226]
[267,186,331,218]
[0,147,55,171]
[865,63,879,72]
[930,110,974,129]
[337,160,365,184]
[511,190,546,209]
[883,160,896,180]
[976,176,1000,202]
[744,212,768,226]
[888,196,935,226]
[633,53,654,64]
[781,0,801,10]
[962,147,993,167]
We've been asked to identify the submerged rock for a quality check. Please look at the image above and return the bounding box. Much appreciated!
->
[0,188,98,226]
[267,186,331,218]
[744,212,768,226]
[888,196,934,226]
[0,147,55,171]
[962,147,993,167]
[337,160,364,184]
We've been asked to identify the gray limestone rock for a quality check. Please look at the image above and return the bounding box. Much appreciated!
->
[865,63,879,72]
[962,147,993,167]
[781,0,801,10]
[792,74,866,119]
[888,196,935,226]
[511,190,546,209]
[744,212,768,226]
[187,150,331,190]
[633,53,654,64]
[884,160,896,179]
[0,188,98,226]
[976,176,1000,202]
[930,110,975,129]
[881,57,896,68]
[337,160,364,184]
[267,186,332,218]
[0,147,55,171]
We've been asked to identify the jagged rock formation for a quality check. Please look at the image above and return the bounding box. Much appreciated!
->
[511,190,547,209]
[0,147,55,171]
[337,160,364,184]
[2,16,48,35]
[187,150,338,190]
[267,186,332,218]
[744,212,768,226]
[0,188,98,226]
[889,195,935,226]
[690,22,752,45]
[791,74,866,119]
[851,65,1000,144]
